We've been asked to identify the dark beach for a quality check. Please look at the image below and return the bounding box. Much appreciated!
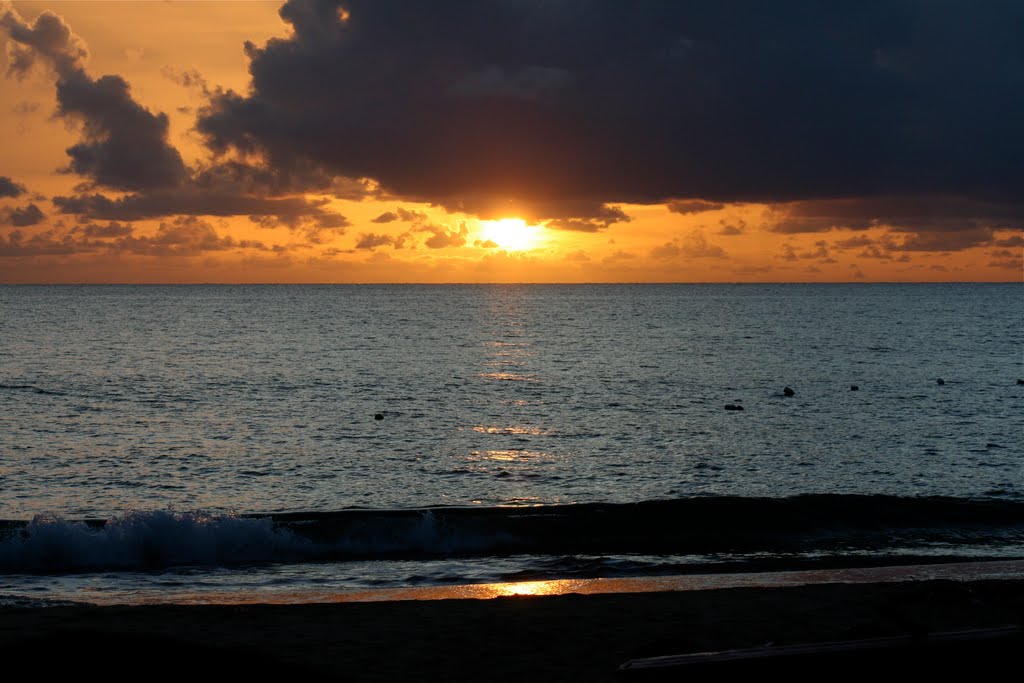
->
[3,576,1021,682]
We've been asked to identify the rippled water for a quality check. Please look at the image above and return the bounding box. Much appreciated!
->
[1,284,1022,604]
[1,284,1021,519]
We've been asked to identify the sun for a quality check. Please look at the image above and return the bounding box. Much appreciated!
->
[478,218,543,251]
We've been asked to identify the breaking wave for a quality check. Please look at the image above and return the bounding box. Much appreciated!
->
[2,494,1023,573]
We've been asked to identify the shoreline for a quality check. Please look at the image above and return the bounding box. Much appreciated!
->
[2,575,1021,681]
[28,557,1019,607]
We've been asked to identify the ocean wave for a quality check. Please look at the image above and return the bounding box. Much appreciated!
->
[0,511,313,572]
[1,495,1023,574]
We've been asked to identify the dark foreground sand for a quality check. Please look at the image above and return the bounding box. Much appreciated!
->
[1,579,1021,681]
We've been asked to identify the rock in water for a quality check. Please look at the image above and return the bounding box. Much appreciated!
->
[850,385,859,391]
[783,387,795,397]
[936,378,945,385]
[374,413,384,420]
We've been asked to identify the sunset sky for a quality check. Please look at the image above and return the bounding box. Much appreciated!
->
[0,0,1021,283]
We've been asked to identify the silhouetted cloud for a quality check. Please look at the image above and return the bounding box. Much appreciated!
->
[1,203,44,226]
[370,207,427,224]
[833,236,874,250]
[546,204,630,232]
[196,0,1024,210]
[771,196,1024,234]
[0,176,26,198]
[717,220,745,236]
[0,217,270,258]
[110,216,268,256]
[988,249,1023,270]
[76,221,133,238]
[0,229,88,256]
[355,233,394,250]
[422,223,468,249]
[52,190,337,224]
[667,200,726,215]
[2,8,187,191]
[891,226,995,252]
[651,230,726,259]
[1,7,355,227]
[994,235,1023,247]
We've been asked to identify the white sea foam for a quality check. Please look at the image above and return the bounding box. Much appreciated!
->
[0,509,511,573]
[0,511,313,572]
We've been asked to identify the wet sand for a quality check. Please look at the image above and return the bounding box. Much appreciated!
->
[1,576,1022,681]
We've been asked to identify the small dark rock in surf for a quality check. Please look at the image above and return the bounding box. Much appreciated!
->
[1017,379,1024,385]
[936,378,945,385]
[783,387,795,397]
[374,413,384,420]
[850,385,859,391]
[724,404,744,411]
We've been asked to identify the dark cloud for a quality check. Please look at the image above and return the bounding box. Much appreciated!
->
[1,7,88,77]
[546,204,630,232]
[988,250,1023,270]
[196,0,1024,210]
[111,217,268,256]
[370,207,427,224]
[858,245,892,260]
[667,200,726,215]
[892,226,994,252]
[1,8,187,192]
[354,233,394,250]
[77,221,133,238]
[190,158,366,199]
[56,72,189,190]
[803,240,830,260]
[52,190,337,224]
[717,220,745,236]
[770,196,1024,234]
[833,227,997,254]
[0,176,26,198]
[2,7,359,228]
[2,203,45,226]
[247,210,349,245]
[993,234,1023,248]
[422,223,468,249]
[433,196,630,228]
[370,211,398,224]
[0,218,270,259]
[651,231,726,259]
[833,235,875,250]
[0,229,87,256]
[161,66,209,92]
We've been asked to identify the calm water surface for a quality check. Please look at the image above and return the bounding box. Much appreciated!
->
[0,284,1021,603]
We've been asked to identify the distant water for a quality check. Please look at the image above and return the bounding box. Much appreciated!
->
[0,284,1021,604]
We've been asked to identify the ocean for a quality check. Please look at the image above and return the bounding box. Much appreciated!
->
[0,284,1021,605]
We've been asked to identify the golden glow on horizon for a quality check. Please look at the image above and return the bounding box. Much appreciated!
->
[479,218,543,251]
[0,3,1017,283]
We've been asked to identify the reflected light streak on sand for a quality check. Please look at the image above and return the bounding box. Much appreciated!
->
[84,560,1024,606]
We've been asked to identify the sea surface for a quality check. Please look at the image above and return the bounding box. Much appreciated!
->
[0,284,1021,605]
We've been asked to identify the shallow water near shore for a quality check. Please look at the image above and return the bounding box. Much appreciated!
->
[1,284,1021,603]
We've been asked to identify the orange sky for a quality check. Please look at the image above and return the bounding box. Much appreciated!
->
[0,2,1020,283]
